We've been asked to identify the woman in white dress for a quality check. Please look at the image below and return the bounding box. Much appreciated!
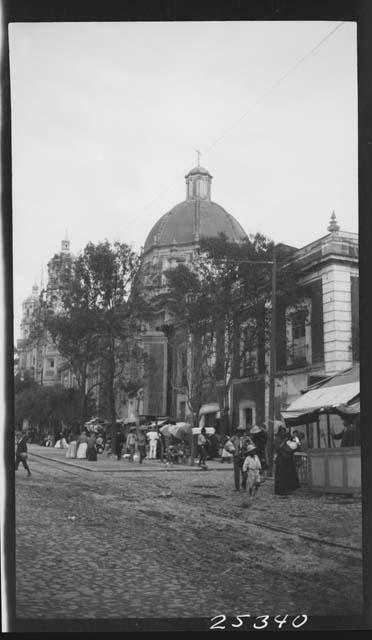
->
[55,436,69,449]
[66,434,78,458]
[76,432,88,459]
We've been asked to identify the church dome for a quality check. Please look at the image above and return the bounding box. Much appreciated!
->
[143,164,247,252]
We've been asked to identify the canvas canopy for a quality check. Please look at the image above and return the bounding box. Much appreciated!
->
[281,365,359,424]
[199,403,220,416]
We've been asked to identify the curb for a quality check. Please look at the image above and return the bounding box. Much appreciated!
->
[28,451,234,473]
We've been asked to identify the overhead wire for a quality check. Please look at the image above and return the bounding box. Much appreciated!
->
[202,21,345,156]
[126,21,345,232]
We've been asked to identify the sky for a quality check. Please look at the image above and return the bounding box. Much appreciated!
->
[8,20,358,341]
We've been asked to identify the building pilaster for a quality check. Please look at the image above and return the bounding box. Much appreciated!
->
[322,264,353,374]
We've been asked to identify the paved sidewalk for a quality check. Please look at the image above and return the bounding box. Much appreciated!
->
[28,444,234,472]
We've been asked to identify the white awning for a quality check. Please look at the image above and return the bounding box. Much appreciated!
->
[199,403,220,416]
[281,381,359,420]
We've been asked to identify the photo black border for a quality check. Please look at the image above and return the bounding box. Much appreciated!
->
[2,0,371,632]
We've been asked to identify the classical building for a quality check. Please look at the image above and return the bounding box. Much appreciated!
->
[273,212,359,416]
[16,237,74,387]
[17,282,42,379]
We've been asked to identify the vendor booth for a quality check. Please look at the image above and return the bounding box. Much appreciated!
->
[281,365,360,493]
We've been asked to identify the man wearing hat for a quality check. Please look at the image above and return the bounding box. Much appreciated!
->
[224,425,253,491]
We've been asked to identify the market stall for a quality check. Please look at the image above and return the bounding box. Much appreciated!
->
[281,365,360,493]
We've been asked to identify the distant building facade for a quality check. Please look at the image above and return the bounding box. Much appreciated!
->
[16,237,74,388]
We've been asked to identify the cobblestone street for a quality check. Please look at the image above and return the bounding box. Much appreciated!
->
[15,446,363,628]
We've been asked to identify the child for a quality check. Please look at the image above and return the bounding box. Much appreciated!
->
[242,444,261,496]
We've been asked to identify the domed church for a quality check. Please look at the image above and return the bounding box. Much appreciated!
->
[139,163,248,421]
[144,164,247,253]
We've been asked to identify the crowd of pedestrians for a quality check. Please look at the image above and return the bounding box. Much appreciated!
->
[17,417,303,500]
[222,421,301,497]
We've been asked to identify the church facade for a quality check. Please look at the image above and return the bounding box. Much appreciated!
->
[138,164,247,422]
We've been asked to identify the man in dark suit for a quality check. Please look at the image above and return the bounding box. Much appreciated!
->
[15,433,31,476]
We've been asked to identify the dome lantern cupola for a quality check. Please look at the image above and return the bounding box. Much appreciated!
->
[185,153,212,202]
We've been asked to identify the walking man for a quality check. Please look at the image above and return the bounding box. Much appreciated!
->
[197,426,208,469]
[137,428,147,464]
[15,432,31,476]
[147,425,159,459]
[126,428,137,462]
[112,428,123,461]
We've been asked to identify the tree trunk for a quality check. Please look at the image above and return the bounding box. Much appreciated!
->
[219,385,231,437]
[81,365,88,424]
[108,338,117,426]
[81,389,87,424]
[108,368,116,427]
[220,406,230,438]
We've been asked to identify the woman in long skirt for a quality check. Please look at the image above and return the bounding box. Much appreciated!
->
[87,433,97,461]
[274,435,300,496]
[66,435,78,458]
[76,432,88,459]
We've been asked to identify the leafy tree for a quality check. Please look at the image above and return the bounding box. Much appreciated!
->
[42,241,150,423]
[14,383,86,435]
[14,370,39,395]
[155,233,299,435]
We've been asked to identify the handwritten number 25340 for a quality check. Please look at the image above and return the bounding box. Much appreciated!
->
[210,614,308,630]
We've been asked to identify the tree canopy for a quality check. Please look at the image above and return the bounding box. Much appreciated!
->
[154,233,299,433]
[27,241,150,424]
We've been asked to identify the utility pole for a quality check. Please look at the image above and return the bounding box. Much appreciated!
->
[267,244,277,476]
